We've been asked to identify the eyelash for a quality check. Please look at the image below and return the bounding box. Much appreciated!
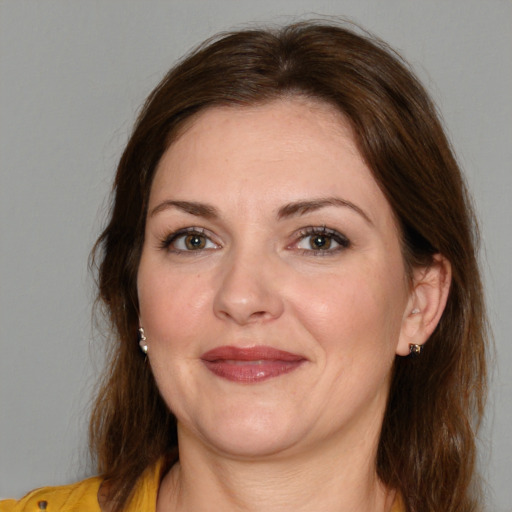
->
[292,226,350,256]
[159,227,219,254]
[158,226,350,255]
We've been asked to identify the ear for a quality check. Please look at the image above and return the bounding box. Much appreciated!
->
[396,254,452,356]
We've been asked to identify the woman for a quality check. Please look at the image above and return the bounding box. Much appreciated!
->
[1,21,487,512]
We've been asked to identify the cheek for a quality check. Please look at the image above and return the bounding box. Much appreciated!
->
[290,258,407,356]
[137,261,212,347]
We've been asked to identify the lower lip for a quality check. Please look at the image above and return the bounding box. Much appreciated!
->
[202,359,305,383]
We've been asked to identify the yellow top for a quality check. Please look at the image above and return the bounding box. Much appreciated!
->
[0,460,162,512]
[1,461,405,511]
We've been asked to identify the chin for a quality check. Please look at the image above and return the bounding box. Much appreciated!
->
[204,430,299,459]
[184,407,304,459]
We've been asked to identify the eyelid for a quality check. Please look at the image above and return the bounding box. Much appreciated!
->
[288,226,351,254]
[159,227,220,252]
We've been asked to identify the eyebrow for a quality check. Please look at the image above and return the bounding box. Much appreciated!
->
[149,200,219,218]
[277,197,373,225]
[149,197,372,225]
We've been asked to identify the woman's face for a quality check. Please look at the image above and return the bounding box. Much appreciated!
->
[137,98,413,458]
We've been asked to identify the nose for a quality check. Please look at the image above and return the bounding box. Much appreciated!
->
[213,250,285,326]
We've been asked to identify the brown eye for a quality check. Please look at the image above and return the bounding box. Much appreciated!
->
[309,234,332,250]
[162,229,218,252]
[185,234,207,250]
[294,227,350,255]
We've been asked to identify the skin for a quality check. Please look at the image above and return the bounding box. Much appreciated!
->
[136,97,450,512]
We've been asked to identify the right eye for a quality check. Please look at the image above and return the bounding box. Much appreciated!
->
[161,228,219,253]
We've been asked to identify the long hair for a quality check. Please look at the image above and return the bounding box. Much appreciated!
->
[90,21,488,512]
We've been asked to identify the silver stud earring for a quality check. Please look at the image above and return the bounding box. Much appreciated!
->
[138,327,148,354]
[411,308,420,314]
[409,343,423,357]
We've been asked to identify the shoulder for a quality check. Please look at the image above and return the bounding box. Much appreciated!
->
[0,476,102,512]
[1,455,172,512]
[0,456,169,512]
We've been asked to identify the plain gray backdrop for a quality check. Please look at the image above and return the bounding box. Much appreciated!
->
[1,1,511,510]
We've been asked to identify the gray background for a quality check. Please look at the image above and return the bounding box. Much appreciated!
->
[1,1,510,509]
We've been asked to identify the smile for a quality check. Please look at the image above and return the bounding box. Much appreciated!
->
[200,345,306,383]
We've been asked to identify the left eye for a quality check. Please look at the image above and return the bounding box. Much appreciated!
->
[294,228,349,253]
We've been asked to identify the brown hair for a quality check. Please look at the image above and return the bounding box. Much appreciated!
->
[90,21,488,512]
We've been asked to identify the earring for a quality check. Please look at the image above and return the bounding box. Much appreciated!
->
[138,327,148,354]
[409,343,423,357]
[411,308,420,314]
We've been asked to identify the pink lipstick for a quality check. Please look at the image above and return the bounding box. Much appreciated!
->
[201,346,305,383]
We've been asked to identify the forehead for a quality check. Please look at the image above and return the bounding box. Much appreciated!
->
[150,97,393,228]
[171,97,358,162]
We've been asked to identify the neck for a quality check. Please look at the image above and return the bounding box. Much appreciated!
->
[157,426,395,512]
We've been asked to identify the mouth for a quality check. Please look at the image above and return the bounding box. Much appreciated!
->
[200,345,306,383]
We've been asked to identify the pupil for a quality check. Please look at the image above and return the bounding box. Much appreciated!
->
[186,234,205,250]
[311,235,331,250]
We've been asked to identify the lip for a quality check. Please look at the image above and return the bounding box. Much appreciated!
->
[200,345,306,383]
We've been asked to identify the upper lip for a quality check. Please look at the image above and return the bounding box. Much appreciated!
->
[201,345,305,362]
